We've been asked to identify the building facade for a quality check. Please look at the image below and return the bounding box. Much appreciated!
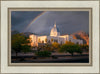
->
[29,23,83,47]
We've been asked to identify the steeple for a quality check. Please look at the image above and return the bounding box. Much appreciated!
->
[50,22,60,36]
[54,22,56,27]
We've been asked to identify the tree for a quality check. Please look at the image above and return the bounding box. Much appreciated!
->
[59,44,82,56]
[65,41,75,45]
[59,44,68,53]
[52,42,60,51]
[21,45,31,53]
[59,44,75,55]
[67,45,81,56]
[73,45,82,55]
[35,50,51,57]
[67,45,75,56]
[11,33,31,56]
[80,44,89,52]
[44,44,51,51]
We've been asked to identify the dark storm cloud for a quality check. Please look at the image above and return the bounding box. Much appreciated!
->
[11,11,89,35]
[11,11,43,32]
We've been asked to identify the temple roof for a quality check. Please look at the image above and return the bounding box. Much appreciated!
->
[51,22,60,32]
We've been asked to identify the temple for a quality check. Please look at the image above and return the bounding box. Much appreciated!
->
[29,23,83,47]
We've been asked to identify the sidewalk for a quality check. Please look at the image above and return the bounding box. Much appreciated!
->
[12,52,89,56]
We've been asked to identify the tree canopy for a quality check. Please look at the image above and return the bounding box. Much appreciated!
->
[65,41,75,45]
[59,43,82,56]
[11,33,31,56]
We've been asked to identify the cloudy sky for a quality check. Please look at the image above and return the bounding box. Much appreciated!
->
[11,11,89,35]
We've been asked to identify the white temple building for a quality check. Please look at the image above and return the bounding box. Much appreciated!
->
[29,23,83,47]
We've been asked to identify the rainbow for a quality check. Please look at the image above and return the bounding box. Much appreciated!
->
[23,11,46,32]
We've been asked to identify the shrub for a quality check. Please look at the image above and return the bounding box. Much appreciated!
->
[59,44,83,56]
[21,45,31,53]
[67,45,76,56]
[52,42,60,49]
[35,50,51,57]
[75,45,82,55]
[80,44,89,52]
[59,44,68,52]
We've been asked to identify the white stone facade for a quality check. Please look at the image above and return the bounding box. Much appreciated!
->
[29,23,83,47]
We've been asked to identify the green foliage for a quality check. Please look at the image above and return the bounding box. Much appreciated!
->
[80,44,89,52]
[67,45,82,55]
[75,48,82,54]
[52,42,60,51]
[37,46,42,51]
[39,44,53,52]
[59,44,68,52]
[59,44,83,56]
[11,33,31,56]
[44,44,51,51]
[67,45,75,56]
[41,42,60,52]
[21,45,31,53]
[35,50,51,57]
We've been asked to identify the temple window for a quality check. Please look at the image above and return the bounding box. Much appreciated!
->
[42,41,44,43]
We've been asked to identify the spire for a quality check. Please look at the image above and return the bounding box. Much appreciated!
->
[50,21,60,36]
[54,21,56,27]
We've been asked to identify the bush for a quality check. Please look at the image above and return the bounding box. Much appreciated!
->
[35,50,51,57]
[75,46,82,55]
[80,44,89,52]
[67,45,76,56]
[44,44,52,51]
[21,45,31,53]
[59,44,68,52]
[52,42,60,49]
[59,44,83,56]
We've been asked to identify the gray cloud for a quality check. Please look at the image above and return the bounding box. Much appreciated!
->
[11,11,43,32]
[12,11,89,35]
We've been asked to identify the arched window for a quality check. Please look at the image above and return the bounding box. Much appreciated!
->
[42,41,44,43]
[38,38,41,43]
